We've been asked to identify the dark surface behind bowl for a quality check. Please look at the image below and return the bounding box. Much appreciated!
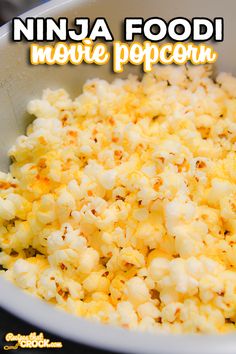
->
[0,306,117,353]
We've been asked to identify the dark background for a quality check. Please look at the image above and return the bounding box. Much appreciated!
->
[0,306,111,354]
[0,1,116,353]
[0,0,47,25]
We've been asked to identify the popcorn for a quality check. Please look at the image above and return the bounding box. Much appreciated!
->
[99,170,117,190]
[119,247,145,269]
[38,268,60,300]
[36,194,56,224]
[125,277,150,305]
[12,259,38,289]
[10,221,33,250]
[1,65,236,333]
[216,73,236,98]
[56,187,76,221]
[149,257,170,281]
[133,208,149,221]
[0,198,15,220]
[27,99,58,119]
[57,188,76,210]
[83,272,109,293]
[117,301,138,328]
[77,248,99,274]
[137,302,161,319]
[162,302,183,323]
[47,223,87,253]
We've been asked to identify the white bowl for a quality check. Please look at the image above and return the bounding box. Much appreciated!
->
[0,1,236,353]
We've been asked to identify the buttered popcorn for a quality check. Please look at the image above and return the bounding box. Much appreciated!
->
[1,65,236,333]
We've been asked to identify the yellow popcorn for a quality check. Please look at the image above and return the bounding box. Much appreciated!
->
[0,198,16,220]
[162,302,183,323]
[117,301,138,328]
[137,302,161,320]
[77,248,99,274]
[124,277,150,306]
[1,65,236,333]
[149,257,169,281]
[83,271,110,293]
[12,259,39,290]
[118,247,145,269]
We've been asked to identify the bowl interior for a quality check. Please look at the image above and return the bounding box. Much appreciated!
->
[0,0,236,169]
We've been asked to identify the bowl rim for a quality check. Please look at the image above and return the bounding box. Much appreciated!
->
[1,276,236,354]
[1,1,236,353]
